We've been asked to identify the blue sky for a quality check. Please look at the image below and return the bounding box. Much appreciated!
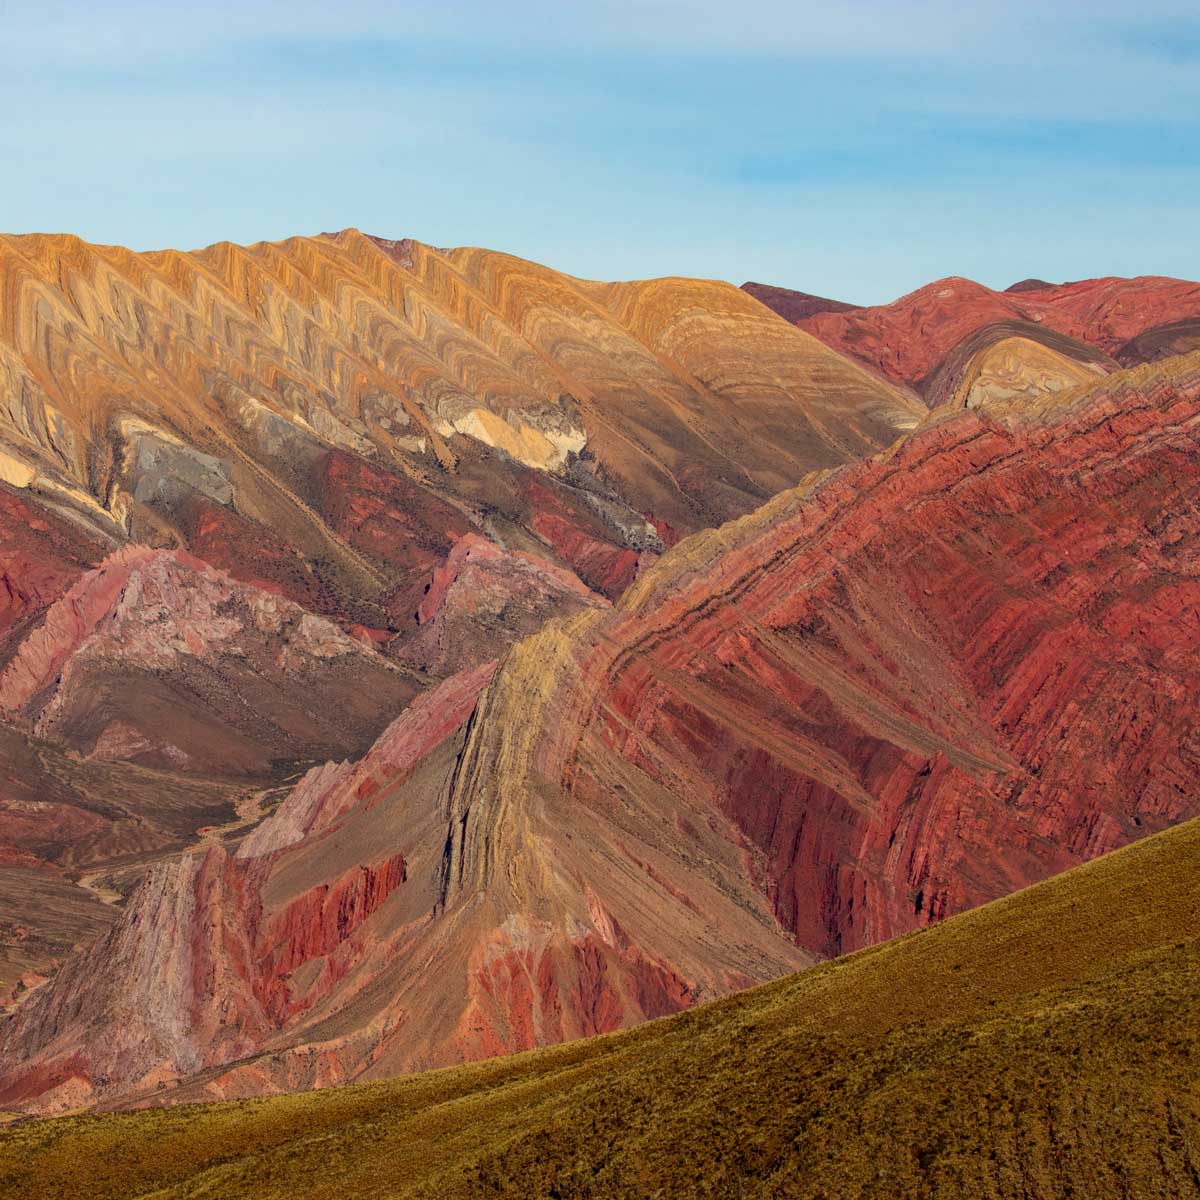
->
[1,1,1197,302]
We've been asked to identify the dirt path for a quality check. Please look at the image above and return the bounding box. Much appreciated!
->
[71,782,287,908]
[194,785,278,849]
[74,869,124,905]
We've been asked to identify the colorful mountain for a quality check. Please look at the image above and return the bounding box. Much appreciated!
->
[0,228,924,1061]
[748,273,1200,401]
[3,347,1198,1113]
[3,799,1196,1198]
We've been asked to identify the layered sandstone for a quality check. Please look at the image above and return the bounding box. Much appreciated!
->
[4,354,1199,1113]
[0,231,931,1016]
[948,336,1105,409]
[395,534,608,676]
[0,229,920,638]
[0,545,418,775]
[753,273,1200,398]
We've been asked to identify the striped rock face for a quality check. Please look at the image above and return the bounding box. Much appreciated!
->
[0,228,920,631]
[4,352,1200,1114]
[754,273,1200,401]
[0,228,925,1092]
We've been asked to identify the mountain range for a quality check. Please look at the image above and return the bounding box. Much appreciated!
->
[0,233,1197,1192]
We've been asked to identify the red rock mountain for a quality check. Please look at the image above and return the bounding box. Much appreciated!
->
[0,230,922,999]
[750,274,1200,403]
[4,349,1199,1113]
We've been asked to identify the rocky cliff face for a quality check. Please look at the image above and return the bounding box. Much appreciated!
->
[0,655,473,1114]
[494,353,1200,958]
[5,353,1199,1113]
[395,534,608,676]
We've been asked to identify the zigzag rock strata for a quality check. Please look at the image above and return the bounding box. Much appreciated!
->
[0,229,921,639]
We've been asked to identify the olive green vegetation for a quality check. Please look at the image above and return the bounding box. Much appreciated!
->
[3,817,1199,1200]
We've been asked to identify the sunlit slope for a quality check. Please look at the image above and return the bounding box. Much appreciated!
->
[3,812,1197,1199]
[0,229,920,556]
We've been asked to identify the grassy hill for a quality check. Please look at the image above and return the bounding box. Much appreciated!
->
[2,815,1198,1199]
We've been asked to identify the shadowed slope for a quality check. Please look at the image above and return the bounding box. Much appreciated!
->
[740,280,860,322]
[1,809,1196,1199]
[0,724,243,999]
[0,545,419,776]
[1115,316,1200,366]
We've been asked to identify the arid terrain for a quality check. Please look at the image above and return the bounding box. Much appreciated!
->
[2,805,1196,1198]
[0,233,1197,1197]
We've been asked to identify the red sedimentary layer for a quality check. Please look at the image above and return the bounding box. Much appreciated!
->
[5,356,1200,1115]
[526,481,644,597]
[0,840,409,1111]
[315,449,471,623]
[398,533,606,676]
[174,494,338,619]
[0,544,167,715]
[543,357,1200,956]
[0,487,109,649]
[254,854,408,1022]
[452,881,696,1062]
[0,663,496,1111]
[794,275,1200,391]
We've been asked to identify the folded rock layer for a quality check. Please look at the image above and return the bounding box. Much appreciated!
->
[3,352,1199,1113]
[0,229,930,1022]
[751,273,1200,400]
[0,228,921,634]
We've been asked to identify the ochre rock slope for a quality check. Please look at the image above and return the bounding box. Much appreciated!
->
[0,228,920,633]
[1,810,1197,1199]
[946,335,1104,409]
[2,353,1199,1115]
[750,272,1200,399]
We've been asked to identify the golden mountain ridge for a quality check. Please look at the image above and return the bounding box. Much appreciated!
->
[0,228,921,553]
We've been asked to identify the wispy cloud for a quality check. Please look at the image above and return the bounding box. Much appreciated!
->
[0,0,1196,301]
